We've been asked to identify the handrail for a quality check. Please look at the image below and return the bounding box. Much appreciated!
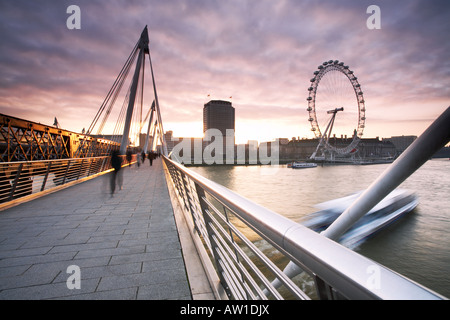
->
[163,154,445,300]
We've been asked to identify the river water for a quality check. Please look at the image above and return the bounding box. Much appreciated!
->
[189,159,450,298]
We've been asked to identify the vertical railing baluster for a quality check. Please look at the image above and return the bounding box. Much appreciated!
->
[9,163,23,200]
[76,159,84,180]
[171,166,189,217]
[177,171,189,212]
[61,160,71,185]
[314,276,333,300]
[87,158,94,177]
[40,161,52,191]
[194,182,232,299]
[101,156,109,172]
[180,171,198,230]
[223,205,247,299]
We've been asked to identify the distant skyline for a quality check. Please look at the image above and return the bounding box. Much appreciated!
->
[0,0,449,145]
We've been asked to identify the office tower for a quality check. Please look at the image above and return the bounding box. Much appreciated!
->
[203,100,235,137]
[203,100,235,163]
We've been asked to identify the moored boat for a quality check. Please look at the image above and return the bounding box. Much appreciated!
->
[288,161,317,169]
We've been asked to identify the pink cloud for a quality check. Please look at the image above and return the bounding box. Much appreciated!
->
[0,1,448,142]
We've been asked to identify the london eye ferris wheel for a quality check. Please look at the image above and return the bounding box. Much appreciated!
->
[306,60,366,160]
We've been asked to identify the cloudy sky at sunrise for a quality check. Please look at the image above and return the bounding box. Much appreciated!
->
[0,0,449,144]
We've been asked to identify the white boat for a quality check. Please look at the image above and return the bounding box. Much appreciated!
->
[301,189,418,249]
[289,161,317,169]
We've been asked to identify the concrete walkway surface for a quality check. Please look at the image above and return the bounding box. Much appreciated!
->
[0,158,213,300]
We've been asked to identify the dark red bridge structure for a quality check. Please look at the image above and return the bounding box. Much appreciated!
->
[0,26,165,204]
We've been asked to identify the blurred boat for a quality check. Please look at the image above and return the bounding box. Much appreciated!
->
[288,161,317,169]
[302,189,418,248]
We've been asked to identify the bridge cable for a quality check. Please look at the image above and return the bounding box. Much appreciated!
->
[87,40,140,136]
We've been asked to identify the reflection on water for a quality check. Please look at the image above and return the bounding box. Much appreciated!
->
[190,159,450,298]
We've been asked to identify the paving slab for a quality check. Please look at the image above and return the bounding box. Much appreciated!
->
[0,158,197,300]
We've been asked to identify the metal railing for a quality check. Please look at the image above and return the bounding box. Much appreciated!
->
[0,154,136,205]
[163,155,445,300]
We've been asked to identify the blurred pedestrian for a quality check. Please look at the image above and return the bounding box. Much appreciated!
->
[126,149,132,167]
[137,151,141,168]
[148,151,153,166]
[110,150,123,196]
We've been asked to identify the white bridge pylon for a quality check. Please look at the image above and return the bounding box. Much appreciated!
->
[84,26,167,156]
[119,26,167,156]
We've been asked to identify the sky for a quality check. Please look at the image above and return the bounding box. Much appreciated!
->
[0,0,449,145]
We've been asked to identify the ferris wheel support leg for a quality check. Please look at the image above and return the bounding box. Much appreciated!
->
[310,109,341,160]
[310,144,320,160]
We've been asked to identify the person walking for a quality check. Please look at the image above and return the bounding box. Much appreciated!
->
[137,151,141,168]
[126,149,132,167]
[148,151,153,166]
[110,150,123,196]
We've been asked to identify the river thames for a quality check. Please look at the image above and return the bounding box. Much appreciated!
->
[189,158,450,298]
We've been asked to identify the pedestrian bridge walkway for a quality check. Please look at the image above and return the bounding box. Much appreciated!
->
[0,158,214,300]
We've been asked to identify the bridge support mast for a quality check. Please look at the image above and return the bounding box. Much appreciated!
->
[119,27,149,154]
[143,101,155,154]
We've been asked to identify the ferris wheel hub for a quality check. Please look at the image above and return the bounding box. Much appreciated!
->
[327,107,344,114]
